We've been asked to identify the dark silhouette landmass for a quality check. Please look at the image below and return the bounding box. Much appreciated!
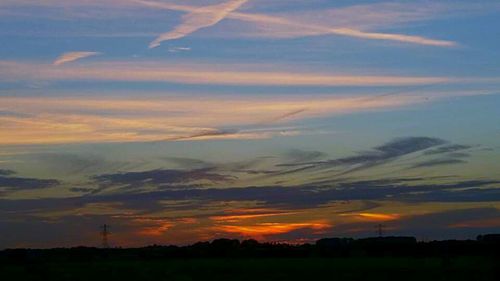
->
[1,235,499,281]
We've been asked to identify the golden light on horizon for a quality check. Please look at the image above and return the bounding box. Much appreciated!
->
[214,221,331,238]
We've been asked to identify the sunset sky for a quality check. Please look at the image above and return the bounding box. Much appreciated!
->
[1,0,500,248]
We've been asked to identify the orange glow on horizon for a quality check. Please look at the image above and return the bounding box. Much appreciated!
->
[214,221,331,238]
[210,211,298,223]
[134,218,174,236]
[449,218,500,228]
[137,224,173,236]
[343,212,401,221]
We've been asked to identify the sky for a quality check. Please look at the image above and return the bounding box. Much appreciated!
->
[0,0,500,248]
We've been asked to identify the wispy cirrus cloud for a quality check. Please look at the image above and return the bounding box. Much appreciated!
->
[411,158,467,169]
[423,144,473,155]
[229,12,455,47]
[168,46,191,53]
[53,52,101,66]
[267,138,481,185]
[277,137,448,171]
[3,0,498,47]
[0,60,455,86]
[0,94,421,145]
[0,86,498,145]
[148,0,248,48]
[136,0,456,47]
[93,168,235,193]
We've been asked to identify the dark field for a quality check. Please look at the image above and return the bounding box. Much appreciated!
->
[2,257,500,281]
[2,236,500,281]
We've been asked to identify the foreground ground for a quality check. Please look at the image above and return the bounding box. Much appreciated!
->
[2,257,500,281]
[3,237,500,280]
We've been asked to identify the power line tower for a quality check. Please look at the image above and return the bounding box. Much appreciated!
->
[100,224,110,248]
[375,224,385,237]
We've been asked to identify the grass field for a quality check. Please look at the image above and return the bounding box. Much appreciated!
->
[2,257,499,281]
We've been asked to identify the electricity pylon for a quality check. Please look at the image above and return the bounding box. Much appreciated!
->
[375,224,385,237]
[100,224,110,248]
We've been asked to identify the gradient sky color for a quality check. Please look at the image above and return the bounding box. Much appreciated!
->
[1,0,500,248]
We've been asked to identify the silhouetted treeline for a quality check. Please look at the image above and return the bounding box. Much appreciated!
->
[2,235,500,263]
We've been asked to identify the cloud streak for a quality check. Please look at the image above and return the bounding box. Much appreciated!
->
[276,137,447,175]
[423,144,473,155]
[411,158,466,169]
[0,95,430,145]
[0,88,497,145]
[93,168,235,193]
[149,0,247,48]
[137,0,456,47]
[0,170,60,193]
[0,60,457,86]
[53,52,101,66]
[234,13,456,46]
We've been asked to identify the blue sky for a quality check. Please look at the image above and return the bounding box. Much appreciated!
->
[0,0,499,248]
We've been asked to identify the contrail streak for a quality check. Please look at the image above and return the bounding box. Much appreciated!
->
[135,0,456,47]
[148,0,247,48]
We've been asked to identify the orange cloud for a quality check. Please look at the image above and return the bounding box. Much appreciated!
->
[210,210,298,223]
[215,221,331,238]
[342,212,401,221]
[53,52,101,66]
[134,218,174,236]
[208,207,332,239]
